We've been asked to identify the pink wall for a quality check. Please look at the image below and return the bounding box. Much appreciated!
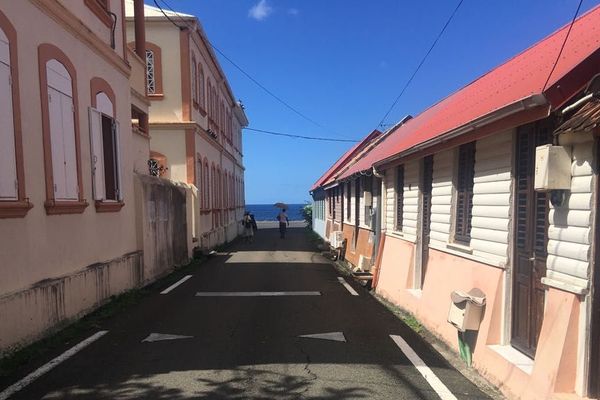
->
[375,235,582,399]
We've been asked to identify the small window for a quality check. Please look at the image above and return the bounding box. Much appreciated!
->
[131,105,148,135]
[396,165,404,231]
[455,142,476,244]
[198,64,206,110]
[191,55,198,106]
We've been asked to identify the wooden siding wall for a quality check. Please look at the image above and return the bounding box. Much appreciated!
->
[470,131,513,265]
[429,150,453,246]
[385,167,396,231]
[546,140,593,290]
[402,160,420,239]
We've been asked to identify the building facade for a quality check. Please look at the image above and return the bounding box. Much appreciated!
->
[0,0,151,352]
[125,2,248,250]
[313,6,600,399]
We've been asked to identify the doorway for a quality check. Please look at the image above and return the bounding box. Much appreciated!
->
[511,121,552,358]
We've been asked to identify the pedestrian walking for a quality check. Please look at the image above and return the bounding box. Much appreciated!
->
[250,213,258,234]
[242,212,254,243]
[277,208,289,239]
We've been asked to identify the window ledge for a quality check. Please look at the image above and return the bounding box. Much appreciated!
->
[488,345,533,375]
[386,231,417,244]
[0,200,34,218]
[446,242,473,255]
[148,93,164,101]
[541,277,588,295]
[95,200,125,213]
[84,0,112,28]
[429,242,505,269]
[45,200,89,215]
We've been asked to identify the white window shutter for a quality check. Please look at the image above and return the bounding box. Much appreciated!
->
[60,92,78,200]
[0,60,17,200]
[88,107,105,201]
[113,120,123,201]
[48,87,67,200]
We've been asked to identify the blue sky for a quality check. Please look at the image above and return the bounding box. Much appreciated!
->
[157,0,599,204]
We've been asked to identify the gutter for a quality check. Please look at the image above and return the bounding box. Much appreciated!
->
[374,94,549,168]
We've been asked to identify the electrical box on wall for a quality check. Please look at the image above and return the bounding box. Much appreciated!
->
[534,145,571,191]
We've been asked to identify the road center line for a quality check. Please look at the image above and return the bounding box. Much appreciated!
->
[337,277,359,296]
[0,330,109,400]
[390,334,458,400]
[160,275,193,295]
[195,291,321,297]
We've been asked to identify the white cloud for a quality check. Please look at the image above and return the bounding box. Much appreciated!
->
[248,0,273,21]
[288,8,299,16]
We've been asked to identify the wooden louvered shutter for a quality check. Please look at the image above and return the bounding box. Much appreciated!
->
[396,165,404,231]
[346,182,351,221]
[455,142,475,244]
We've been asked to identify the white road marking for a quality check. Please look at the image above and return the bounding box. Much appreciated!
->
[0,331,108,400]
[160,275,193,294]
[299,332,346,342]
[337,277,359,296]
[195,291,321,297]
[390,334,458,400]
[142,333,193,343]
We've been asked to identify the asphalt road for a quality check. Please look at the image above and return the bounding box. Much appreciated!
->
[1,227,492,399]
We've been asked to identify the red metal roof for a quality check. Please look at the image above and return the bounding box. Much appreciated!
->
[310,130,381,191]
[335,5,600,181]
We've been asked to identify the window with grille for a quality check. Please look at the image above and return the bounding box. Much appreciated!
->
[395,165,404,231]
[455,142,476,244]
[145,49,155,95]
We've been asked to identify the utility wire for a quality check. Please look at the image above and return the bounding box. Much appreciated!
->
[154,0,352,141]
[376,0,464,129]
[541,0,584,92]
[243,127,359,143]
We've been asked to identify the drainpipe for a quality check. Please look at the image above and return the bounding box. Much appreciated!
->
[133,0,146,59]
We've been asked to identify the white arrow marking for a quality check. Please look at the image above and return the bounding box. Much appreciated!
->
[299,332,347,342]
[142,333,193,343]
[390,334,457,400]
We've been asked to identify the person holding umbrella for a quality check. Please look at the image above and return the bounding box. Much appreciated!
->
[274,203,289,239]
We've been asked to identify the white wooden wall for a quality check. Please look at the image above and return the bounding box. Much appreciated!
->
[470,131,513,265]
[385,167,396,231]
[429,150,453,246]
[402,160,420,239]
[545,139,593,292]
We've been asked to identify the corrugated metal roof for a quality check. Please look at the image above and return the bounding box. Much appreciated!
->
[334,5,600,181]
[310,130,381,191]
[554,97,600,135]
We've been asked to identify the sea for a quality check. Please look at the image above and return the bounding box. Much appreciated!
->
[245,204,307,221]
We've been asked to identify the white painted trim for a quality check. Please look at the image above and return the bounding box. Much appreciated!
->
[195,291,321,297]
[160,275,193,294]
[386,231,417,243]
[488,344,533,375]
[0,331,108,400]
[337,277,359,296]
[390,334,458,400]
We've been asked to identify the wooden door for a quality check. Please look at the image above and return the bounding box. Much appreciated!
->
[421,156,434,284]
[511,121,551,358]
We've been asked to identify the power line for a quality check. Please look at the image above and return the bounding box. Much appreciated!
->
[153,0,352,141]
[243,127,359,143]
[541,0,584,92]
[376,0,464,129]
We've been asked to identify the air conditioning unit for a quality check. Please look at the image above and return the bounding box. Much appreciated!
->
[330,231,344,249]
[357,255,372,272]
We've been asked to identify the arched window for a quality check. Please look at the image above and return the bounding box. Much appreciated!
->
[39,43,87,214]
[0,13,30,217]
[198,64,206,111]
[89,78,122,210]
[191,55,198,106]
[196,153,203,208]
[144,42,163,98]
[204,159,209,209]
